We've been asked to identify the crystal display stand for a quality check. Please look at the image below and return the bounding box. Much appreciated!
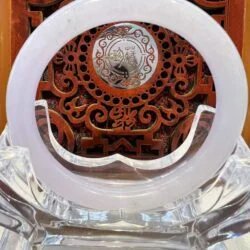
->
[0,106,250,250]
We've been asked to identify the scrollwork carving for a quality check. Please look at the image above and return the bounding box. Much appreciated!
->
[7,0,243,162]
[36,21,216,159]
[13,0,229,160]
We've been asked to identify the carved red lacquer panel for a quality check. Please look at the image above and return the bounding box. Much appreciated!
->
[10,0,245,160]
[35,21,215,159]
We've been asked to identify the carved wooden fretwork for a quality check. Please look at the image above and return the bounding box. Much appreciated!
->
[36,21,216,159]
[11,0,245,160]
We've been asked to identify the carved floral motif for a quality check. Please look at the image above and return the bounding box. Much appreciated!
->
[22,0,229,159]
[36,22,216,159]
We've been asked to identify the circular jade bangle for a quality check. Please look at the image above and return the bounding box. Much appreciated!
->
[7,0,248,211]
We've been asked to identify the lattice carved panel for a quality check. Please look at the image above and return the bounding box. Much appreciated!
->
[36,22,216,159]
[12,0,244,160]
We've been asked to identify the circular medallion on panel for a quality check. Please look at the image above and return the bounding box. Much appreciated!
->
[92,23,158,89]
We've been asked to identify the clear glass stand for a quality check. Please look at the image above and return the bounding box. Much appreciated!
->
[0,107,250,250]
